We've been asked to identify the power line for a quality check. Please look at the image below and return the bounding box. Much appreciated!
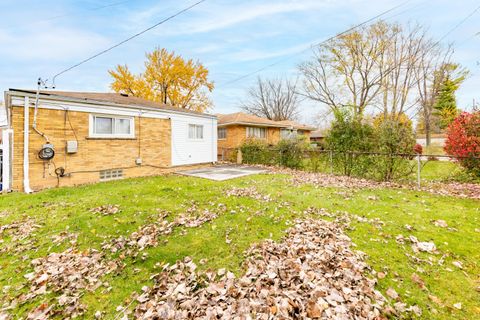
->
[438,4,480,43]
[40,0,133,23]
[4,0,134,31]
[218,0,412,88]
[456,31,480,48]
[50,0,207,85]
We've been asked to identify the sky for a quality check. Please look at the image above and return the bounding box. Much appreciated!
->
[0,0,479,125]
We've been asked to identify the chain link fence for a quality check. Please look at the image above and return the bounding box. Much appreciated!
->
[218,147,479,187]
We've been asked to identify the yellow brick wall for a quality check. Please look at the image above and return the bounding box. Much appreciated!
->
[217,125,245,150]
[267,127,281,144]
[10,106,175,192]
[217,125,312,159]
[217,125,282,153]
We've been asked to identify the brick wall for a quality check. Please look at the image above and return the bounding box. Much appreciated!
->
[217,125,312,161]
[217,125,282,151]
[10,106,175,191]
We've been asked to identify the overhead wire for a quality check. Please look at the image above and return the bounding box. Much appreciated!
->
[4,0,134,31]
[217,0,412,88]
[437,4,480,43]
[50,0,207,85]
[218,1,480,89]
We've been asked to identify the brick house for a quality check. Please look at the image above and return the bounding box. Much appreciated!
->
[1,89,217,193]
[216,112,315,157]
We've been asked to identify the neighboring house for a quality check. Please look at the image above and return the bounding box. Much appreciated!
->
[1,89,217,193]
[310,130,326,144]
[216,112,315,154]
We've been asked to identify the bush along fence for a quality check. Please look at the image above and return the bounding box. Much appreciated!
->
[218,145,480,187]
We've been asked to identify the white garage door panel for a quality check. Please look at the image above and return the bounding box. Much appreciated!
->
[171,114,217,166]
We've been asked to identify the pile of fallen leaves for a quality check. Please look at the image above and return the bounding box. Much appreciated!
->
[174,208,219,228]
[130,219,387,319]
[0,218,42,254]
[266,166,480,199]
[0,218,41,242]
[226,187,272,202]
[21,248,122,318]
[90,204,121,215]
[103,207,221,257]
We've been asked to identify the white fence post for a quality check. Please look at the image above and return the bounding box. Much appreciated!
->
[416,154,421,188]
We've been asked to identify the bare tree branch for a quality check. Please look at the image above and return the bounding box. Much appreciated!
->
[240,77,300,121]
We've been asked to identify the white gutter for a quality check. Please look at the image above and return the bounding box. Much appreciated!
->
[7,90,217,120]
[23,96,33,193]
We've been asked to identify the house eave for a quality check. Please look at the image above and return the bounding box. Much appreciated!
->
[218,121,290,128]
[5,90,217,120]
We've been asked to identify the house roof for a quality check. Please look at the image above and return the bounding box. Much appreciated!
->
[275,120,316,131]
[217,112,316,130]
[310,130,326,138]
[5,89,215,118]
[217,112,290,128]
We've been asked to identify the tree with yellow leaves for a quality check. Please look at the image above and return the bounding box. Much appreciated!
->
[109,48,214,112]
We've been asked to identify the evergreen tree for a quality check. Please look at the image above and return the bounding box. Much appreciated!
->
[433,64,468,128]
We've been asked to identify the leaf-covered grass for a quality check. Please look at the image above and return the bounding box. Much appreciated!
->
[419,160,480,183]
[303,155,478,183]
[0,173,479,319]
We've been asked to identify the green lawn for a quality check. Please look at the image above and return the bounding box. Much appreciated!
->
[0,173,479,319]
[302,156,479,183]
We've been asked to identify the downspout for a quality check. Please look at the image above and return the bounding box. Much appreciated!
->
[23,96,33,193]
[212,117,217,164]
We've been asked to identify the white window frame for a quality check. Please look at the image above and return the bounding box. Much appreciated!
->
[89,114,135,138]
[218,127,227,140]
[246,126,267,139]
[188,124,204,140]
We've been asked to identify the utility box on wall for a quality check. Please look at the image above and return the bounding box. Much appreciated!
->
[66,141,78,154]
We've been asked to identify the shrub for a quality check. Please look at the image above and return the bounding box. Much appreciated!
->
[240,136,309,169]
[240,139,277,165]
[444,111,480,176]
[413,144,423,155]
[325,107,375,176]
[373,117,416,181]
[277,136,310,169]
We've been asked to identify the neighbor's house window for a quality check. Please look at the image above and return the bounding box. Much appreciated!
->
[280,129,294,139]
[89,115,134,138]
[189,124,204,139]
[218,127,227,139]
[246,127,266,139]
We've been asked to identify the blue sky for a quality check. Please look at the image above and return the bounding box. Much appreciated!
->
[0,0,478,124]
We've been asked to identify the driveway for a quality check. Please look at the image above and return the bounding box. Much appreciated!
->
[177,165,267,181]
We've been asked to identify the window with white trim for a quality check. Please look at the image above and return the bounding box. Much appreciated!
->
[89,115,134,138]
[218,127,227,139]
[188,124,204,139]
[246,127,266,139]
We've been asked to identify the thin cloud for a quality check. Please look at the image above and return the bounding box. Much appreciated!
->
[127,0,335,36]
[0,27,110,62]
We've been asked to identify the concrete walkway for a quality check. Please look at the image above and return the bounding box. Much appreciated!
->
[177,165,267,181]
